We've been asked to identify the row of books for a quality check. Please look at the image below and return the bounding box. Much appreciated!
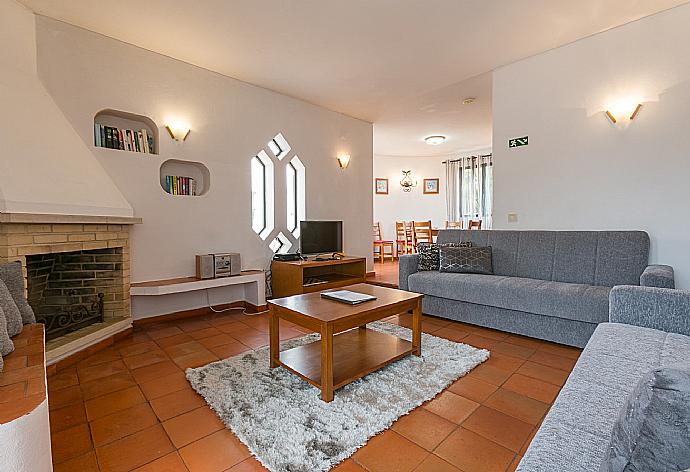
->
[94,124,155,154]
[165,175,197,196]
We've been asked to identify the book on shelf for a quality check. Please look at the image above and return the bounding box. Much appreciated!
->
[94,123,156,154]
[165,175,197,196]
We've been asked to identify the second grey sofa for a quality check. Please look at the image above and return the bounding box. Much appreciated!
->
[517,285,690,471]
[399,230,673,347]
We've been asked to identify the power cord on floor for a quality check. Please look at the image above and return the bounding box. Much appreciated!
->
[204,288,269,316]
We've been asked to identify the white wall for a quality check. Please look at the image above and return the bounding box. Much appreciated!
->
[0,400,52,472]
[373,155,447,241]
[493,4,690,288]
[34,17,374,300]
[373,151,491,241]
[0,0,132,217]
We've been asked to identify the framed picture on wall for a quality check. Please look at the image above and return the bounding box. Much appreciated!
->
[423,178,439,194]
[375,178,389,194]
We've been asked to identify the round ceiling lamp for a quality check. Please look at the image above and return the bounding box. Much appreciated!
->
[425,135,446,146]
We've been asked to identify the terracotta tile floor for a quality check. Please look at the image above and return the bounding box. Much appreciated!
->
[366,261,400,288]
[48,309,581,472]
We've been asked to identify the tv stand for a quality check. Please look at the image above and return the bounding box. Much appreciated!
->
[271,256,366,298]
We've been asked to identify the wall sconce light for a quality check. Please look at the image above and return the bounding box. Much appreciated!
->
[605,100,642,125]
[165,120,191,141]
[400,170,418,192]
[337,153,351,169]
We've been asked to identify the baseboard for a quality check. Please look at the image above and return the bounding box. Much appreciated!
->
[133,301,268,326]
[366,271,376,277]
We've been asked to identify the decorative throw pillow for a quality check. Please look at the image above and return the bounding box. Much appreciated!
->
[0,306,14,357]
[599,365,690,472]
[439,246,493,274]
[0,261,36,324]
[417,242,472,271]
[0,280,23,337]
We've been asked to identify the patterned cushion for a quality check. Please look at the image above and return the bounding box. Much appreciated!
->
[417,242,472,271]
[0,306,14,357]
[439,246,493,274]
[0,280,23,337]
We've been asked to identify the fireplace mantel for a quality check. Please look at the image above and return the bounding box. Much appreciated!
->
[0,212,142,225]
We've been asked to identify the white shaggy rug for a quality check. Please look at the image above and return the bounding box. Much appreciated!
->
[186,321,489,472]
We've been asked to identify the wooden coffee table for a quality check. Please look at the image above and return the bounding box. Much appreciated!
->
[268,283,423,402]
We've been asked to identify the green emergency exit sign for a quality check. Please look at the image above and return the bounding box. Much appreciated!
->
[509,136,528,148]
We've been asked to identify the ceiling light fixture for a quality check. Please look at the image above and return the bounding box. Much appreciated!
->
[425,135,446,146]
[462,97,476,105]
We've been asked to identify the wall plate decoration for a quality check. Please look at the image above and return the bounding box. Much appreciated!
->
[423,178,439,194]
[375,178,389,194]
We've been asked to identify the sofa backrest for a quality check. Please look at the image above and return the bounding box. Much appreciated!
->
[436,230,650,287]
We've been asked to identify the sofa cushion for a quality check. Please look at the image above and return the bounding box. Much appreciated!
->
[436,230,649,287]
[439,246,492,274]
[599,365,690,472]
[407,272,610,323]
[417,242,472,271]
[0,306,14,357]
[517,323,690,472]
[0,261,36,324]
[0,280,23,337]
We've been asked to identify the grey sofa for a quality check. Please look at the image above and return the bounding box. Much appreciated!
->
[399,230,674,347]
[517,285,690,471]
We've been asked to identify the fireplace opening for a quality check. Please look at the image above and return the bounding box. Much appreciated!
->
[26,248,124,341]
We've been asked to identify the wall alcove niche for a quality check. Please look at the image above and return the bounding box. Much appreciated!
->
[94,109,159,155]
[159,159,210,196]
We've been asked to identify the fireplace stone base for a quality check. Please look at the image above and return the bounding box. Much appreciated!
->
[0,212,141,362]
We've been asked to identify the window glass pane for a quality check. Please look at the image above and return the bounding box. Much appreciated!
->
[286,163,297,232]
[251,157,265,234]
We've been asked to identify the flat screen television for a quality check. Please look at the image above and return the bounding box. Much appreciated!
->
[300,221,343,255]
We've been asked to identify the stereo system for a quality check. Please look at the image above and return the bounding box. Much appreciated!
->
[196,253,241,279]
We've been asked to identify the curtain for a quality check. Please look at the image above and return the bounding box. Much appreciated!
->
[445,159,462,222]
[445,154,493,228]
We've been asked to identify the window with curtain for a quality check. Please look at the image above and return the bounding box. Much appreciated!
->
[445,154,493,228]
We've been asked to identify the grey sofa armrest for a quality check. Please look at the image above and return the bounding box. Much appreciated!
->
[398,254,419,291]
[640,264,675,289]
[609,285,690,336]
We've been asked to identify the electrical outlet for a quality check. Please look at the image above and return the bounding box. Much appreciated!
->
[507,213,518,223]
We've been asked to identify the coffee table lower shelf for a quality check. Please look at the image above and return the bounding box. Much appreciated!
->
[278,327,413,390]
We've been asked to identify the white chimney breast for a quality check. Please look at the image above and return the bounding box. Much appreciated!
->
[0,0,133,218]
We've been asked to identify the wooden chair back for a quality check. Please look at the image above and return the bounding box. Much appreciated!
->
[395,222,408,241]
[468,220,482,230]
[413,220,433,245]
[373,223,383,241]
[445,221,463,229]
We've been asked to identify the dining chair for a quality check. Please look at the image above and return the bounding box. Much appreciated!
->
[373,223,395,263]
[404,221,415,251]
[468,220,482,230]
[413,220,433,247]
[445,221,463,229]
[395,221,413,258]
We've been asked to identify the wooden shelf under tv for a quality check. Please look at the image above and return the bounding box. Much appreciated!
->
[270,256,367,298]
